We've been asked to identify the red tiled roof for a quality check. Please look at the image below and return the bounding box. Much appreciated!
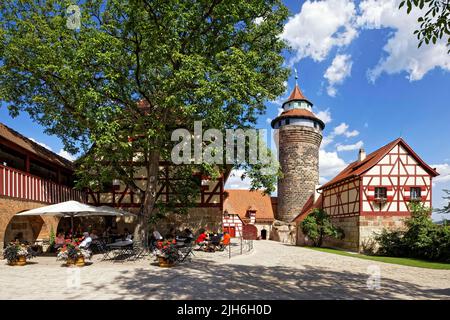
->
[319,138,439,190]
[271,108,325,129]
[0,122,74,170]
[292,194,323,223]
[224,189,275,222]
[287,84,308,102]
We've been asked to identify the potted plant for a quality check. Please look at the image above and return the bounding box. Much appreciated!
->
[155,240,180,267]
[3,242,32,266]
[57,239,91,267]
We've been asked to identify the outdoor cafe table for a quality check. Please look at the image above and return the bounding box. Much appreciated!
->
[106,240,133,259]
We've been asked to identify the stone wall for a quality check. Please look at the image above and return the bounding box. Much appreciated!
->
[322,216,360,251]
[0,196,60,254]
[154,207,223,236]
[270,220,296,245]
[254,223,273,240]
[277,125,322,222]
[359,215,407,251]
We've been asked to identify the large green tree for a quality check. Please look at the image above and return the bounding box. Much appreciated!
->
[399,0,450,52]
[0,0,289,242]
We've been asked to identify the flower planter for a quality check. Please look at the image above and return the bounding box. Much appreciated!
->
[158,256,174,268]
[8,255,26,266]
[66,256,85,267]
[75,256,85,267]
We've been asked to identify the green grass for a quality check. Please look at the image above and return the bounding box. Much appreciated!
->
[304,246,450,270]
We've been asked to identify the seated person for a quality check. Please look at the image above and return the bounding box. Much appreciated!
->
[90,230,99,241]
[79,232,92,249]
[152,229,163,241]
[103,227,112,237]
[181,228,194,239]
[54,232,65,250]
[123,228,133,241]
[195,230,209,248]
[221,232,231,246]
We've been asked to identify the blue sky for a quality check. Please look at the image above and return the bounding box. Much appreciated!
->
[1,0,449,218]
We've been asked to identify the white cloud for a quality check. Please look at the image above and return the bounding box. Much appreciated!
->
[336,140,364,151]
[433,163,450,184]
[28,138,53,151]
[319,149,348,178]
[266,118,272,124]
[58,149,76,161]
[324,54,353,96]
[282,0,358,63]
[316,109,332,124]
[333,122,349,135]
[333,122,359,137]
[358,0,450,82]
[224,169,252,190]
[321,135,334,149]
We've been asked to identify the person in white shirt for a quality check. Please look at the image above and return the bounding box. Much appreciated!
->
[79,232,92,249]
[152,229,163,240]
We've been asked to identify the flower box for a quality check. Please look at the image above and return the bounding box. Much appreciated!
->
[3,242,32,266]
[157,256,174,268]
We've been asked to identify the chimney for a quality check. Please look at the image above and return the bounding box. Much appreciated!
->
[358,148,366,162]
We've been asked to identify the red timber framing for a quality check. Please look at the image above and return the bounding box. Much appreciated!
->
[321,178,360,218]
[360,144,433,216]
[86,161,226,209]
[0,164,84,203]
[319,139,438,218]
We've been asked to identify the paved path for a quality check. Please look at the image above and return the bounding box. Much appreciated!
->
[0,240,449,299]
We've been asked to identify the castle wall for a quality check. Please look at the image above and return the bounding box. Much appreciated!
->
[0,196,60,254]
[277,125,322,222]
[359,215,407,251]
[322,216,360,251]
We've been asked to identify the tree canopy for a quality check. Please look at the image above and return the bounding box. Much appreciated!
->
[399,0,450,52]
[0,0,289,239]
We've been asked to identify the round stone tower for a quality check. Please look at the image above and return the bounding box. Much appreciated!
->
[271,82,325,222]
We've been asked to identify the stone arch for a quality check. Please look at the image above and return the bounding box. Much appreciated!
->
[0,198,60,252]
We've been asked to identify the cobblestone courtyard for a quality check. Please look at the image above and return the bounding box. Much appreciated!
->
[1,240,449,299]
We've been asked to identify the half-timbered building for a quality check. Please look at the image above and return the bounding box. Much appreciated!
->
[300,138,439,251]
[223,189,275,239]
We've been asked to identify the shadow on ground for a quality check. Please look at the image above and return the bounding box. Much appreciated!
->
[93,258,450,300]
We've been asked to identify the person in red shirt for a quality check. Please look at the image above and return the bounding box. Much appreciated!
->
[195,231,208,244]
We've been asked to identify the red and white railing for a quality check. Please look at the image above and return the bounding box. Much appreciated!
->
[0,164,84,204]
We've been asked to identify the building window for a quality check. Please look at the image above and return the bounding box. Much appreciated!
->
[286,119,290,125]
[410,187,422,201]
[375,187,387,199]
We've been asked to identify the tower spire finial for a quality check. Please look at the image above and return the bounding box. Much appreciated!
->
[294,67,298,85]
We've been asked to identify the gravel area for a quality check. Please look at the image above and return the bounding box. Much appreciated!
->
[0,240,449,300]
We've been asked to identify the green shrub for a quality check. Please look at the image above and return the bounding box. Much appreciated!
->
[374,229,406,257]
[301,209,344,247]
[374,203,450,262]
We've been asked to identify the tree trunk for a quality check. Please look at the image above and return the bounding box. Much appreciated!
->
[317,233,323,247]
[133,150,160,247]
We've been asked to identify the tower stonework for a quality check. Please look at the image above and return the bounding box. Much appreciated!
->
[271,84,324,222]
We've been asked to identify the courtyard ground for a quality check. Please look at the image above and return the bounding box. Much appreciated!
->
[0,240,449,299]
